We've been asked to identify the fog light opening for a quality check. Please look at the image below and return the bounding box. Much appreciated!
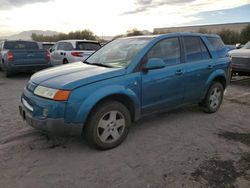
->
[43,109,49,117]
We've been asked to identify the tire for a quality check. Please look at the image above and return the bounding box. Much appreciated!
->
[0,60,4,71]
[84,100,131,150]
[63,59,69,64]
[5,68,12,78]
[202,82,224,113]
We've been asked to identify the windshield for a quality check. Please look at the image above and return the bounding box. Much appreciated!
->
[86,37,153,68]
[243,41,250,49]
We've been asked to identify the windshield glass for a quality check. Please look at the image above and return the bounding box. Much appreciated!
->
[243,41,250,49]
[86,37,153,68]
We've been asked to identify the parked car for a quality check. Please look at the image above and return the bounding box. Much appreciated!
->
[229,40,250,76]
[50,40,101,65]
[19,33,231,149]
[236,43,244,49]
[0,40,51,77]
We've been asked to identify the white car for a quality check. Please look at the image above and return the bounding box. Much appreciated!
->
[50,40,101,65]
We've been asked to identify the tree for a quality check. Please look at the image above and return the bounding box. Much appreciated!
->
[126,28,143,37]
[31,29,96,42]
[218,29,241,44]
[240,24,250,44]
[112,34,124,40]
[198,28,211,34]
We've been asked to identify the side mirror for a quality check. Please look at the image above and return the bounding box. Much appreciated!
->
[143,58,166,71]
[235,43,242,49]
[49,48,53,53]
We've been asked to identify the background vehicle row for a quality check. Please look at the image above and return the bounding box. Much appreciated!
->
[0,40,51,77]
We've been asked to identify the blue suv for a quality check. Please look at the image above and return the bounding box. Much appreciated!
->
[19,33,231,149]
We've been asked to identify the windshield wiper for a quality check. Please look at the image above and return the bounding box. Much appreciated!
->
[83,60,91,65]
[90,63,114,68]
[83,60,114,68]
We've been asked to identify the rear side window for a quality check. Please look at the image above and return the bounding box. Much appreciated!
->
[76,42,101,51]
[183,36,210,62]
[4,41,39,50]
[57,42,74,51]
[207,37,227,58]
[147,37,181,66]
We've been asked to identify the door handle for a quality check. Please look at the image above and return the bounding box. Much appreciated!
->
[175,69,183,75]
[207,65,213,69]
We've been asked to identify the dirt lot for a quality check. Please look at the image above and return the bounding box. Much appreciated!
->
[0,72,250,188]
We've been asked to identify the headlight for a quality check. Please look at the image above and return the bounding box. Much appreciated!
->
[34,86,71,101]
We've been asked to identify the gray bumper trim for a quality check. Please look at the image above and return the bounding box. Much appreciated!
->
[19,105,83,136]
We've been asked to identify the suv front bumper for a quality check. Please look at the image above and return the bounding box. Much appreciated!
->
[19,103,82,136]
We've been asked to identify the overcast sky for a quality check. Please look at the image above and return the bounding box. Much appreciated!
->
[0,0,250,36]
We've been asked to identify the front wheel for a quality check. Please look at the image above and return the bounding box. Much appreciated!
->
[84,100,131,150]
[202,82,224,113]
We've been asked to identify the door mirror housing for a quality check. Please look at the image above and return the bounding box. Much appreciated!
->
[49,48,53,53]
[143,58,166,71]
[235,43,242,49]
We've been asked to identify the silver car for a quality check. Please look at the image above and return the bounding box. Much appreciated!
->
[229,41,250,76]
[50,40,101,65]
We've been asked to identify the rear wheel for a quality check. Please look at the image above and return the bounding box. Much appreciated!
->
[84,100,131,150]
[63,59,69,64]
[202,82,224,113]
[5,70,13,77]
[3,66,12,78]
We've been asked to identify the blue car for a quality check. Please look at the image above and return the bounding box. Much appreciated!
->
[19,33,231,149]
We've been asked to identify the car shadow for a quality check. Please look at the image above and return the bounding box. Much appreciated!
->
[0,71,33,79]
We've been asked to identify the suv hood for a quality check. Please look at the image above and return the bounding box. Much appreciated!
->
[229,49,250,57]
[31,62,126,90]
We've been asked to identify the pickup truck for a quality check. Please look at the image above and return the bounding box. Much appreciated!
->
[0,40,51,77]
[229,40,250,76]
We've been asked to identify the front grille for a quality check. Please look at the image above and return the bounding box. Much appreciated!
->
[232,57,250,66]
[26,82,37,92]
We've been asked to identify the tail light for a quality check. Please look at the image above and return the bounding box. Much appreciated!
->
[71,52,83,57]
[46,50,51,62]
[7,51,14,62]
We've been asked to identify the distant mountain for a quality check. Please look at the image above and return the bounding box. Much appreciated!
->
[0,30,59,40]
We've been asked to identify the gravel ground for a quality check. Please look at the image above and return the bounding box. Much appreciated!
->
[0,72,250,188]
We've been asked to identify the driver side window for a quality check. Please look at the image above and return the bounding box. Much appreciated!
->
[146,37,181,66]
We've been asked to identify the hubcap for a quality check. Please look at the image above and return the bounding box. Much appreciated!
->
[209,87,222,109]
[97,110,125,143]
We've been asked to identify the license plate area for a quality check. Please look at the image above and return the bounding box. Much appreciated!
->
[19,106,26,120]
[19,105,33,125]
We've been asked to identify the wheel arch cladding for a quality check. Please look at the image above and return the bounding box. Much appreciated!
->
[86,94,136,123]
[202,70,227,99]
[73,85,140,126]
[212,76,226,89]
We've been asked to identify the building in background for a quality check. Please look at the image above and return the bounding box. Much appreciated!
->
[154,22,250,34]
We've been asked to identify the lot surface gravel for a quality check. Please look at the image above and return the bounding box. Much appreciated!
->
[0,72,250,188]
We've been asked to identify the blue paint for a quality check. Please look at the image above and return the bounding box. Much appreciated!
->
[20,33,231,135]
